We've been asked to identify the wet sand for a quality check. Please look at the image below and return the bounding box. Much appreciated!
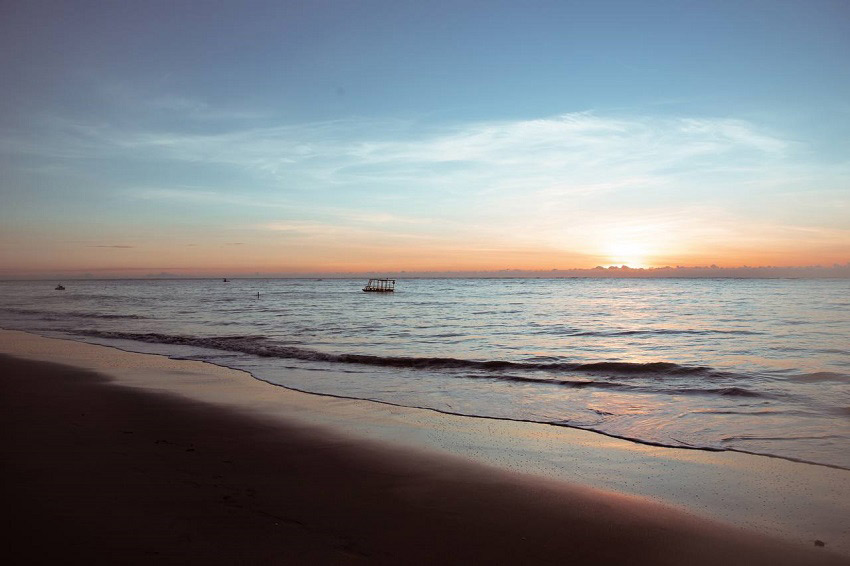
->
[0,330,848,564]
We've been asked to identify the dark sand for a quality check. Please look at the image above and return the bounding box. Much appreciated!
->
[1,354,845,565]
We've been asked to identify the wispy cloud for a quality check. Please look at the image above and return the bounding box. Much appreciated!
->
[5,111,811,212]
[7,112,791,173]
[3,110,847,267]
[145,95,265,121]
[98,81,269,122]
[129,186,291,209]
[261,219,436,241]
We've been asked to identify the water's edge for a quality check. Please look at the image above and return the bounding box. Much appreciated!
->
[8,326,845,472]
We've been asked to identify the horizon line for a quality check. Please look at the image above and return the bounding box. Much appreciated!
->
[3,263,849,281]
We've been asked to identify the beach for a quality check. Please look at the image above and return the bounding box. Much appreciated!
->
[1,329,847,565]
[4,0,850,562]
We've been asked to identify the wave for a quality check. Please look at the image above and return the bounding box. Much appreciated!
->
[467,373,631,390]
[679,386,763,397]
[534,327,763,337]
[571,361,712,375]
[722,434,845,443]
[465,374,765,398]
[692,408,814,416]
[789,371,850,382]
[1,307,147,320]
[76,329,748,386]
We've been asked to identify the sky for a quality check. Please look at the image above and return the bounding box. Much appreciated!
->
[1,0,849,276]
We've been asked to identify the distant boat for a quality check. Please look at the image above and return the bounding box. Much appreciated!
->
[223,278,229,282]
[55,284,65,291]
[363,278,395,293]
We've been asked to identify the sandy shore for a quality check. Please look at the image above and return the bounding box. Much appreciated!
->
[1,329,848,564]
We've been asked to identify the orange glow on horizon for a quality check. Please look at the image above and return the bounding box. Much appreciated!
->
[2,239,848,277]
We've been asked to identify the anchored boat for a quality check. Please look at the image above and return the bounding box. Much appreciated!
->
[362,278,395,293]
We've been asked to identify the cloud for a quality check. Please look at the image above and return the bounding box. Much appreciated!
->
[7,111,812,216]
[130,186,291,209]
[3,109,847,267]
[98,81,268,122]
[7,112,791,175]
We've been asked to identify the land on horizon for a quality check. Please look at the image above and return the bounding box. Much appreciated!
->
[3,263,849,281]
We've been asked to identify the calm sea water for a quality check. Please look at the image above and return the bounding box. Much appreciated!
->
[1,278,848,468]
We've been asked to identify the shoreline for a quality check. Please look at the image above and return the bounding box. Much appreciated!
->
[21,327,850,472]
[232,377,850,472]
[1,328,849,562]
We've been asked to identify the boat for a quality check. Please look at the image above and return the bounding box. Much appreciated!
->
[55,284,65,291]
[223,278,229,282]
[362,278,395,292]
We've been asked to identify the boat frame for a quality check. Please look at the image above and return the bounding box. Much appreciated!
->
[363,278,395,292]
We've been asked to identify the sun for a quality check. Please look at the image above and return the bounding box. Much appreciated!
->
[605,242,650,268]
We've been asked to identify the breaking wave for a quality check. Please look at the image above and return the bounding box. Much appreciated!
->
[78,329,718,373]
[1,307,147,320]
[75,330,764,398]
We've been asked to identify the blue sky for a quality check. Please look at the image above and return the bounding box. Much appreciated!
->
[1,0,849,275]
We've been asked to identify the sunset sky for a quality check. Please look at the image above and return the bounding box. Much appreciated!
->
[2,0,849,276]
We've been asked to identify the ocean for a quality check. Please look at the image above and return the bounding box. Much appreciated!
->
[1,277,848,469]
